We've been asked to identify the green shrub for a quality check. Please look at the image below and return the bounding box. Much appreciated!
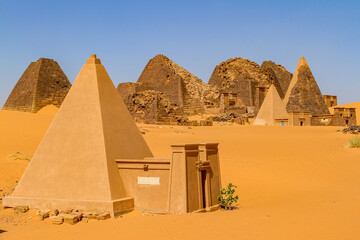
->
[348,137,360,148]
[217,183,239,210]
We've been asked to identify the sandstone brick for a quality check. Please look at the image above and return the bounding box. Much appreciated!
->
[59,214,79,225]
[97,212,111,220]
[14,205,29,213]
[50,215,64,225]
[36,210,50,220]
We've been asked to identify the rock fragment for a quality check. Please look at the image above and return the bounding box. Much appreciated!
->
[14,206,29,213]
[97,212,111,220]
[36,210,50,220]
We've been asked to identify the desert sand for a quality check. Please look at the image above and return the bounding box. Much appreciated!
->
[0,108,360,240]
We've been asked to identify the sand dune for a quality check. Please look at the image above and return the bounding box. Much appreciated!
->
[36,105,59,115]
[1,109,360,240]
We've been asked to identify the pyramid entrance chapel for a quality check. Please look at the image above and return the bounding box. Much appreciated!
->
[3,55,222,215]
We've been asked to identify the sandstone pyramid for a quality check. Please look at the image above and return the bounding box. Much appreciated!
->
[261,61,293,97]
[119,54,219,116]
[284,57,330,115]
[3,58,71,113]
[208,57,283,107]
[253,85,288,125]
[3,55,153,214]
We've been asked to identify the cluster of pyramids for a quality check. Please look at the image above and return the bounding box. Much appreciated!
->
[3,55,153,213]
[2,54,338,127]
[4,55,222,215]
[254,57,330,125]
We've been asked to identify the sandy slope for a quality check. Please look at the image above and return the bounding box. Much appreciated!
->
[1,109,360,240]
[330,102,360,125]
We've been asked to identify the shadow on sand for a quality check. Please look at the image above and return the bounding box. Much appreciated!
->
[0,229,7,234]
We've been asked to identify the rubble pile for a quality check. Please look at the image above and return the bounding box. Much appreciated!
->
[339,126,360,134]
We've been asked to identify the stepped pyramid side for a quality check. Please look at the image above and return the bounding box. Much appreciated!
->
[137,54,185,107]
[254,85,288,125]
[263,67,285,99]
[261,61,293,96]
[3,58,71,113]
[284,57,330,115]
[3,55,152,214]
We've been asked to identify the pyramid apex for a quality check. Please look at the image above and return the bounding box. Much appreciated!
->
[298,57,308,67]
[86,54,101,65]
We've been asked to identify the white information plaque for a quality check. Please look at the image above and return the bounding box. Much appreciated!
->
[137,177,160,185]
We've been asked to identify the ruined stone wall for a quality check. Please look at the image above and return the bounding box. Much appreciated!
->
[311,115,334,126]
[118,89,185,124]
[208,57,276,110]
[135,54,220,116]
[3,58,71,113]
[332,108,357,126]
[323,95,338,108]
[117,82,138,106]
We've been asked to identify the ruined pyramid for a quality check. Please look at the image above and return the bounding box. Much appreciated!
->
[119,54,219,116]
[253,85,288,125]
[261,61,293,97]
[283,57,330,115]
[208,57,283,109]
[3,58,71,113]
[3,55,153,214]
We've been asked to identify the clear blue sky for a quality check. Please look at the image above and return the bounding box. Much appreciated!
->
[0,0,359,106]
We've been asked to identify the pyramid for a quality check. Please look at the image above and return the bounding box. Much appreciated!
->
[261,61,293,97]
[253,85,288,125]
[208,57,276,107]
[3,58,71,113]
[283,57,330,115]
[3,55,153,214]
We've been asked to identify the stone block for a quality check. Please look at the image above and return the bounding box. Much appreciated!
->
[97,212,111,220]
[50,215,64,225]
[60,214,79,225]
[14,206,29,213]
[36,210,50,220]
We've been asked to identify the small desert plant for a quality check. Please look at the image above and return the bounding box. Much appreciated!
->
[217,183,239,210]
[348,137,360,148]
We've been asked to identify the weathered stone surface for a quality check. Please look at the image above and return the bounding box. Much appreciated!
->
[70,212,83,221]
[50,215,64,225]
[3,58,71,113]
[261,61,293,96]
[125,54,220,115]
[96,212,111,220]
[14,206,29,213]
[119,90,184,124]
[208,57,282,113]
[60,214,79,225]
[284,57,330,115]
[36,210,50,220]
